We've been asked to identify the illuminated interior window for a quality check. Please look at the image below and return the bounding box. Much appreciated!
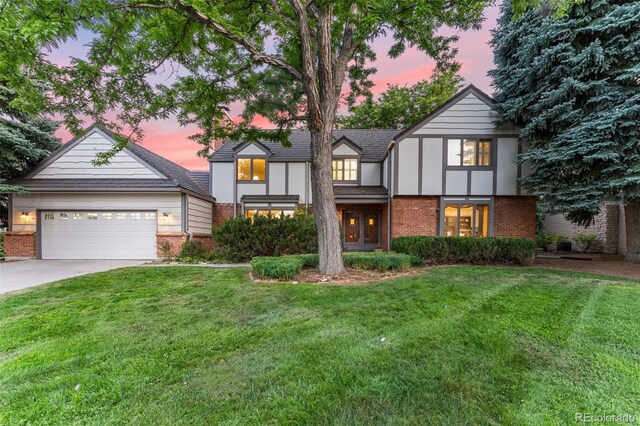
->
[447,139,492,167]
[237,158,266,181]
[332,158,358,181]
[444,203,489,237]
[73,213,83,220]
[244,209,294,220]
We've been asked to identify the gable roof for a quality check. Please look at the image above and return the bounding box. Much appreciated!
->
[393,84,498,142]
[332,136,363,155]
[210,129,401,162]
[11,124,212,200]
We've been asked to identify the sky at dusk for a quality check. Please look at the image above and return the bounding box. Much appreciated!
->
[50,5,500,170]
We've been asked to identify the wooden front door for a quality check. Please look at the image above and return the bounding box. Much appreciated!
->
[343,211,380,251]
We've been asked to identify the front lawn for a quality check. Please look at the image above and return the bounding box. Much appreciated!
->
[1,267,639,424]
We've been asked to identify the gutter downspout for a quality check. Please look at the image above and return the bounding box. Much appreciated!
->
[305,160,310,213]
[233,158,238,218]
[387,141,395,252]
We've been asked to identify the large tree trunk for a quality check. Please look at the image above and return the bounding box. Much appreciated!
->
[310,126,345,275]
[625,200,640,263]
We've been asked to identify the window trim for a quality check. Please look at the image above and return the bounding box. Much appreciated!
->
[332,156,360,183]
[439,198,494,237]
[445,137,494,169]
[236,157,267,182]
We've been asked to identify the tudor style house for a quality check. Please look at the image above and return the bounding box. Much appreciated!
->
[4,85,536,259]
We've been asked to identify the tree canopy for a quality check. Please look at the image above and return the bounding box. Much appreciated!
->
[490,0,640,224]
[338,66,463,129]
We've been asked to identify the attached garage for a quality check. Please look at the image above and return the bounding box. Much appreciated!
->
[5,125,215,260]
[40,211,158,259]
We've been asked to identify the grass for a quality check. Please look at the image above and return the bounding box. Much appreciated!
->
[1,266,639,425]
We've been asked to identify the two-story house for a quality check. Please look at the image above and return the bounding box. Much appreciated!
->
[210,85,536,251]
[3,85,535,259]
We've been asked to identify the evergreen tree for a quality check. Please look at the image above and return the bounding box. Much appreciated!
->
[490,0,640,261]
[339,66,463,129]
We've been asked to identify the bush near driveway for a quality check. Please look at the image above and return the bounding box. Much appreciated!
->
[392,236,536,265]
[213,212,317,262]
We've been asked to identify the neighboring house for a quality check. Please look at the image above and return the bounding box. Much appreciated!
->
[3,84,536,259]
[4,126,214,259]
[544,202,628,254]
[210,85,536,251]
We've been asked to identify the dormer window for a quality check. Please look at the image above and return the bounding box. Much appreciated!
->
[447,138,492,167]
[332,158,358,181]
[237,158,266,181]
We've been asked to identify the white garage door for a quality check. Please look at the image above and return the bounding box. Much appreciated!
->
[41,211,158,259]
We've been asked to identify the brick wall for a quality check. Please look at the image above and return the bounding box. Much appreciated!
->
[4,232,36,257]
[156,233,214,258]
[212,203,236,227]
[391,197,439,238]
[493,196,537,239]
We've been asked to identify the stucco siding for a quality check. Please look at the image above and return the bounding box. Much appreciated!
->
[397,138,419,194]
[421,138,443,195]
[211,162,234,203]
[269,162,286,194]
[187,195,213,234]
[470,171,493,195]
[333,143,359,156]
[237,182,267,199]
[416,93,519,135]
[33,132,162,179]
[236,143,267,156]
[288,162,307,203]
[496,137,519,195]
[361,163,380,186]
[11,192,182,233]
[445,170,467,195]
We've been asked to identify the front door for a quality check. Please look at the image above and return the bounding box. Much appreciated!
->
[343,211,380,251]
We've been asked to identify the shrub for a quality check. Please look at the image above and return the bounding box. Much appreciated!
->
[573,233,598,252]
[391,236,536,266]
[0,232,4,257]
[179,240,206,260]
[158,240,172,259]
[342,252,413,271]
[251,256,303,280]
[213,211,318,261]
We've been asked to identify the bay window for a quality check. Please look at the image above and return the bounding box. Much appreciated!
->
[443,203,490,237]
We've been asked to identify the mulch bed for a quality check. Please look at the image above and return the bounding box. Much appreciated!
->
[250,266,437,286]
[533,253,640,280]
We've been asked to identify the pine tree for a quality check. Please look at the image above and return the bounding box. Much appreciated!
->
[490,0,640,261]
[0,81,60,227]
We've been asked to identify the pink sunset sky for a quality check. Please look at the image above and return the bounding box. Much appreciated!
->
[50,5,500,170]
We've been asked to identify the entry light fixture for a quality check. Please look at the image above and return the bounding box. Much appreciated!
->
[161,212,170,222]
[20,211,30,220]
[368,218,374,225]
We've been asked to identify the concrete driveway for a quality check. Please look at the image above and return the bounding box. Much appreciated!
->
[0,259,144,295]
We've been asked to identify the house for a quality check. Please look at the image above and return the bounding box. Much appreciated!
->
[543,202,628,254]
[3,85,536,259]
[4,126,215,259]
[210,85,536,251]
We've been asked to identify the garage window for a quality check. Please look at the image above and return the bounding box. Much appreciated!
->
[101,213,112,220]
[73,213,83,220]
[145,212,156,220]
[116,213,126,220]
[131,213,141,219]
[87,213,98,220]
[59,213,69,220]
[44,213,54,220]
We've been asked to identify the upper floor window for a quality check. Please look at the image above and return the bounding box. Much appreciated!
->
[237,158,266,181]
[332,158,358,181]
[447,138,492,167]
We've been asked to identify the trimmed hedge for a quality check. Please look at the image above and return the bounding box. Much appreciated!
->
[391,236,536,266]
[213,212,317,261]
[252,256,304,280]
[251,251,420,280]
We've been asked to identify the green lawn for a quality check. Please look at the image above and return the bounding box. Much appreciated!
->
[1,267,639,425]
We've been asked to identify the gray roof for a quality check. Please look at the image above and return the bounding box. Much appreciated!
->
[211,129,401,162]
[11,125,212,200]
[187,171,210,194]
[334,186,388,198]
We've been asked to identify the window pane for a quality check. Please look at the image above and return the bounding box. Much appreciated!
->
[281,210,294,217]
[116,213,126,220]
[59,213,69,220]
[145,212,156,220]
[245,209,257,219]
[73,213,83,220]
[87,213,98,220]
[252,158,266,181]
[462,140,476,166]
[101,213,112,220]
[237,158,252,180]
[475,205,489,237]
[459,204,473,237]
[447,139,462,166]
[44,213,54,220]
[131,212,141,219]
[345,159,358,180]
[332,159,343,180]
[479,140,491,166]
[444,205,459,237]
